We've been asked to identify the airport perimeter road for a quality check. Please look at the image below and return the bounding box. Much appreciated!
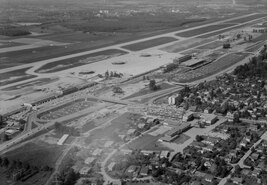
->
[1,13,266,76]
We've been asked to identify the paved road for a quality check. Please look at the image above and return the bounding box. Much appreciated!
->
[218,131,267,185]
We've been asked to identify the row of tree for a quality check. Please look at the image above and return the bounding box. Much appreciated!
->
[0,156,53,181]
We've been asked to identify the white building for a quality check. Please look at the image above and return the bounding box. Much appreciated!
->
[168,94,180,105]
[79,167,91,175]
[108,162,116,171]
[84,157,96,165]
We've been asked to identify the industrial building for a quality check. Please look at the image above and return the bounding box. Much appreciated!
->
[173,55,192,64]
[201,114,218,125]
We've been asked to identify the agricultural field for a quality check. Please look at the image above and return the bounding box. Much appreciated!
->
[121,37,178,51]
[174,52,250,83]
[0,68,36,87]
[38,99,96,120]
[175,23,235,37]
[1,77,58,91]
[35,49,128,73]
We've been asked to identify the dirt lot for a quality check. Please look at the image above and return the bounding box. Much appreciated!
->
[35,49,128,73]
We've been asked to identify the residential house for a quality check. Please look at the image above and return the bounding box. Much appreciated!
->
[79,167,91,176]
[252,168,261,177]
[204,174,214,183]
[140,166,149,176]
[232,177,243,185]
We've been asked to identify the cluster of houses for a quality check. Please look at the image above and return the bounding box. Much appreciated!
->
[107,150,173,179]
[168,74,267,122]
[229,139,267,185]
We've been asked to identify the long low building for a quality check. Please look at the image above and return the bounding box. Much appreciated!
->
[57,134,69,145]
[159,123,191,142]
[181,59,206,67]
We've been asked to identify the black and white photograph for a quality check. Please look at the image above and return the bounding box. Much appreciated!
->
[0,0,267,185]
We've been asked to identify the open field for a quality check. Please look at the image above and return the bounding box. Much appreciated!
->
[2,140,65,168]
[250,33,267,43]
[121,37,177,51]
[197,24,248,38]
[35,49,128,73]
[123,133,173,151]
[160,38,213,53]
[84,112,142,144]
[225,13,267,23]
[0,41,23,48]
[1,77,58,91]
[245,41,266,52]
[196,40,224,50]
[0,45,63,69]
[174,52,250,83]
[175,23,235,37]
[0,67,36,87]
[123,83,174,100]
[38,99,96,120]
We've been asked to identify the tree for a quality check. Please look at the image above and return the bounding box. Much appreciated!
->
[113,86,123,94]
[149,80,160,91]
[2,157,9,168]
[195,135,203,142]
[62,168,80,185]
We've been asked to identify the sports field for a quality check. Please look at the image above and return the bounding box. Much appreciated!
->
[121,37,178,51]
[35,49,128,73]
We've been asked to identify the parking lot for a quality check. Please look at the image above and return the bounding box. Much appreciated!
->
[39,99,95,120]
